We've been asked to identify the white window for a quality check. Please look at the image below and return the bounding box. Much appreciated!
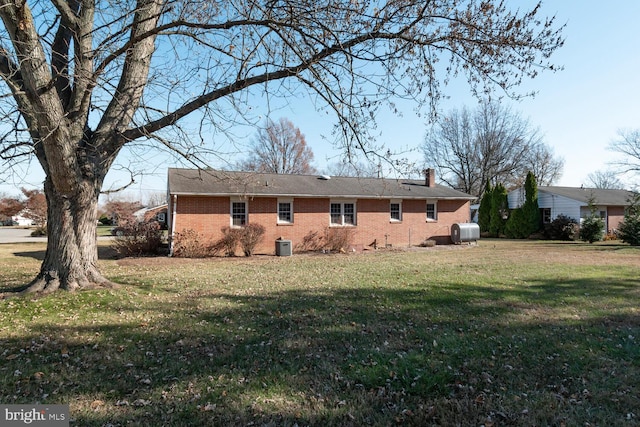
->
[231,200,247,227]
[426,201,437,221]
[541,208,551,224]
[390,200,402,221]
[278,199,293,223]
[330,201,356,226]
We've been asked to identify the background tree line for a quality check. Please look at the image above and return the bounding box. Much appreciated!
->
[422,100,563,199]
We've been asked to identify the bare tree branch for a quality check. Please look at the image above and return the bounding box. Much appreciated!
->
[423,99,563,198]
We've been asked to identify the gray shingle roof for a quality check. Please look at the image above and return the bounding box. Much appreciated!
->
[167,168,474,200]
[540,186,636,206]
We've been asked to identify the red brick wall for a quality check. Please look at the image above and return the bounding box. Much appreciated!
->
[607,206,626,233]
[170,195,470,254]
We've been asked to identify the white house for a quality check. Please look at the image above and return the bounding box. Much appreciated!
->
[508,186,636,233]
[11,215,35,226]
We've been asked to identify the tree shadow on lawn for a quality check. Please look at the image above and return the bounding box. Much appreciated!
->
[12,245,119,262]
[1,276,638,426]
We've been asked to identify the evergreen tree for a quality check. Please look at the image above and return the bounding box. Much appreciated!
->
[505,172,540,239]
[478,181,493,233]
[617,193,640,245]
[505,207,526,238]
[489,183,509,237]
[580,195,605,243]
[521,171,541,236]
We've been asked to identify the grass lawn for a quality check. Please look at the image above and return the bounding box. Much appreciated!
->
[0,240,638,426]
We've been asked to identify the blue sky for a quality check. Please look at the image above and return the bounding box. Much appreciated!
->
[256,1,640,190]
[2,1,639,200]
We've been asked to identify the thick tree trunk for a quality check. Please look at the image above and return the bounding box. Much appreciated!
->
[22,180,116,294]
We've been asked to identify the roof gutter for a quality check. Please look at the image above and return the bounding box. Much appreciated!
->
[167,191,475,201]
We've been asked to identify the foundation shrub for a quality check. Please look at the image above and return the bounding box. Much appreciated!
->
[294,230,325,252]
[112,220,164,257]
[172,229,211,258]
[293,228,356,253]
[239,223,265,256]
[211,227,242,256]
[543,215,578,241]
[325,227,355,252]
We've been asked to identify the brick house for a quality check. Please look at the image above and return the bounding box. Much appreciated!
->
[167,168,475,255]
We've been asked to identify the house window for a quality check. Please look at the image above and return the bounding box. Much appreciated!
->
[426,201,437,221]
[330,201,356,226]
[231,201,247,227]
[278,200,293,223]
[390,201,402,221]
[541,208,551,224]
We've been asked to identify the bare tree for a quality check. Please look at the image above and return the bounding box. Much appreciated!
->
[610,129,640,177]
[0,1,564,294]
[586,170,625,190]
[522,143,564,187]
[144,192,167,208]
[422,100,563,198]
[240,118,316,174]
[325,159,380,178]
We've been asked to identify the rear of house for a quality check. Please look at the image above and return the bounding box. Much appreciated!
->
[167,168,474,255]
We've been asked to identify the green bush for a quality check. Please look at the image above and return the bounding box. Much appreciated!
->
[617,193,640,245]
[521,171,541,236]
[489,183,508,237]
[543,214,578,240]
[580,215,605,243]
[30,226,47,237]
[98,214,113,226]
[504,208,526,238]
[579,194,605,243]
[478,181,492,233]
[504,172,540,239]
[618,216,640,245]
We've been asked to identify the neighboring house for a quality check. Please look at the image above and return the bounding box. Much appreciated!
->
[167,168,475,255]
[133,204,168,228]
[11,215,35,226]
[508,186,637,233]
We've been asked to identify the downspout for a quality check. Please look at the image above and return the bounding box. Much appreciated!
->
[169,194,177,256]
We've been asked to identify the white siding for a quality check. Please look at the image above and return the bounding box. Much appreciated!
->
[507,188,525,209]
[538,191,581,222]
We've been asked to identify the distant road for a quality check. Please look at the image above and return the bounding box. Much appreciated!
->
[0,227,114,244]
[0,227,46,244]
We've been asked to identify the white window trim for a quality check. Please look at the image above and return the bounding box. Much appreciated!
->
[426,200,438,222]
[390,199,402,222]
[277,198,294,224]
[330,199,357,226]
[230,198,248,227]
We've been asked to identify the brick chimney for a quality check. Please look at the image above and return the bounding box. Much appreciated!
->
[424,168,436,187]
